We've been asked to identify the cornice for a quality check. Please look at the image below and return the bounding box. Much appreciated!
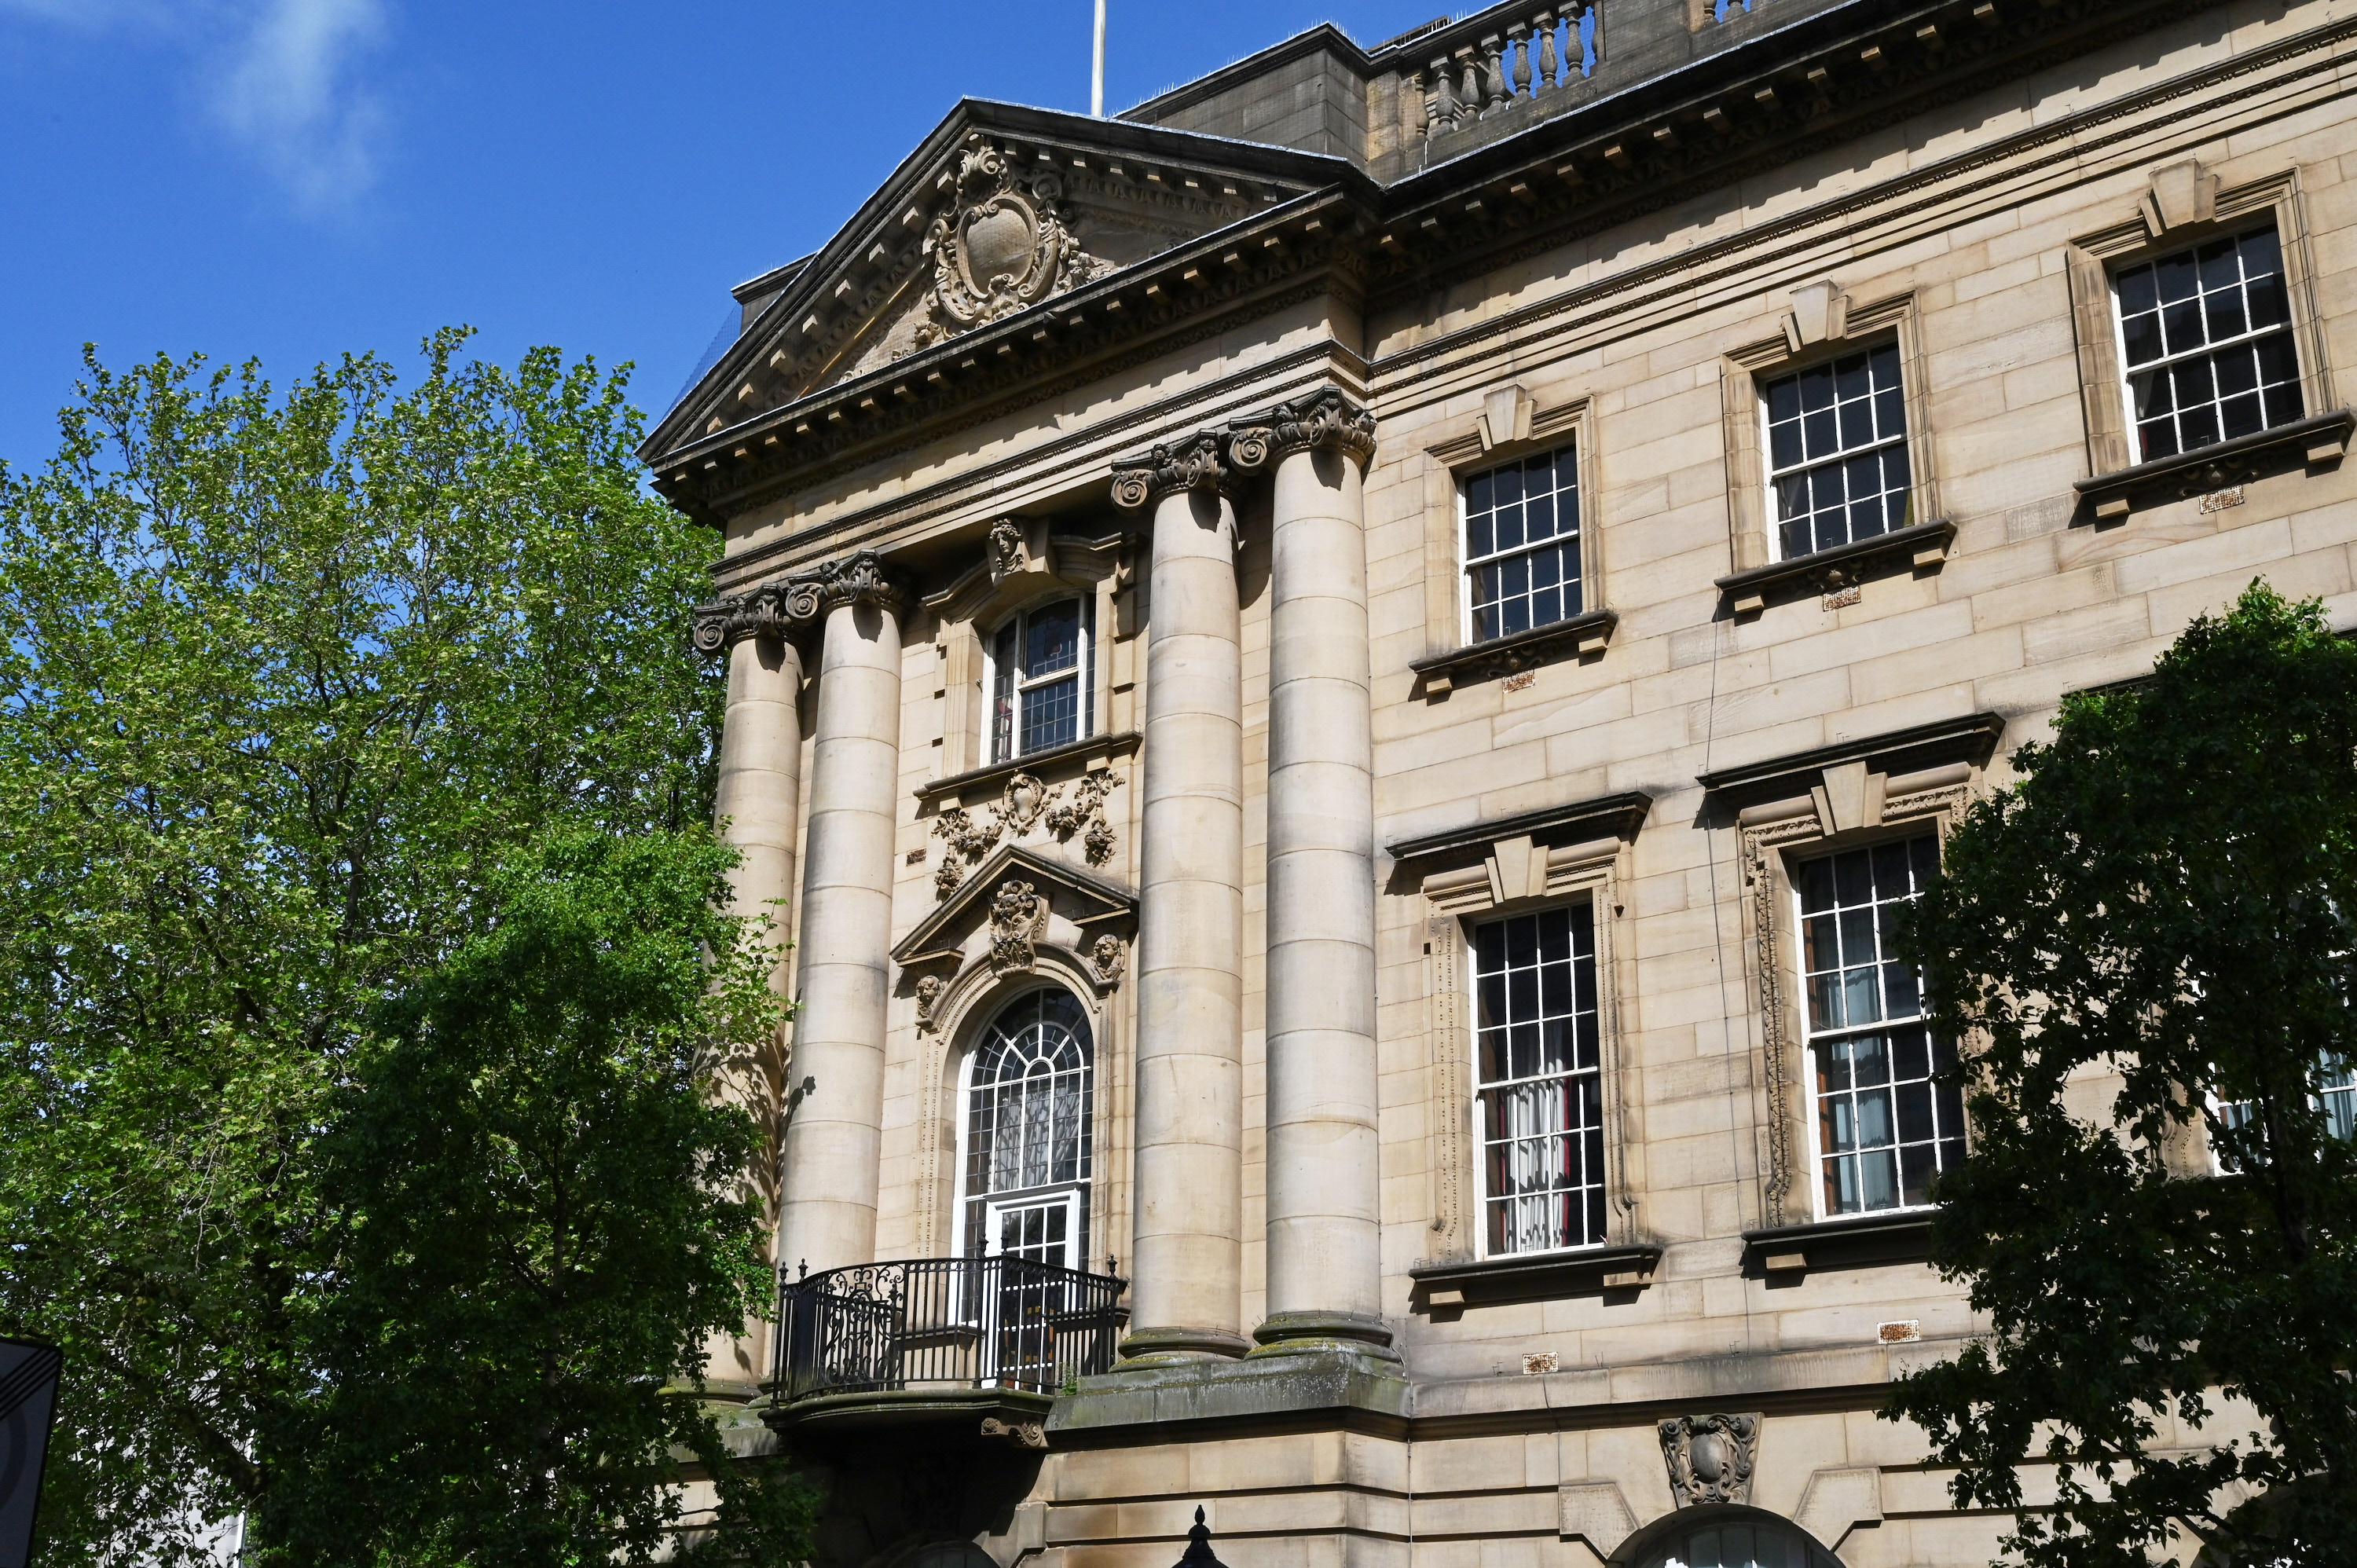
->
[1367,1,2357,401]
[649,0,2341,544]
[650,189,1378,526]
[709,339,1369,592]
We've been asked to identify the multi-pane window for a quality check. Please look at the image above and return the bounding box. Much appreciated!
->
[1472,905,1607,1255]
[989,597,1094,762]
[1763,342,1912,560]
[1796,835,1966,1215]
[2214,1053,2357,1170]
[962,988,1093,1266]
[2117,223,2304,462]
[1464,443,1582,643]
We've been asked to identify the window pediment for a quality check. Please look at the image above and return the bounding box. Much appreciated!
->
[893,843,1135,969]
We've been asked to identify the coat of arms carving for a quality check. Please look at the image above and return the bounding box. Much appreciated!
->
[1659,1413,1758,1507]
[913,135,1109,351]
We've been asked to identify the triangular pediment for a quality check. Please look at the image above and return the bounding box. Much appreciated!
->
[652,102,1343,453]
[892,842,1134,968]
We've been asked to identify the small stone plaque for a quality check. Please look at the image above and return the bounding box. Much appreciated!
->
[1821,584,1863,610]
[1877,1319,1921,1344]
[2199,486,2246,514]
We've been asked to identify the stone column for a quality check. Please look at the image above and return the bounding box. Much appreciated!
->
[774,551,909,1278]
[1227,390,1395,1361]
[1111,434,1249,1361]
[691,585,812,1394]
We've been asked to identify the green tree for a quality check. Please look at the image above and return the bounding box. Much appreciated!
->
[0,334,746,1563]
[259,829,805,1568]
[1886,582,2357,1566]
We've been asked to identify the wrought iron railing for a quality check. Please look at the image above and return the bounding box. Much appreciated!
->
[773,1256,1126,1401]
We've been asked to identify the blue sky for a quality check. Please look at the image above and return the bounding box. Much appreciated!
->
[0,0,1450,471]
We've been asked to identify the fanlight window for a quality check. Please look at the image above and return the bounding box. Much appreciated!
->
[1634,1519,1842,1568]
[962,989,1094,1271]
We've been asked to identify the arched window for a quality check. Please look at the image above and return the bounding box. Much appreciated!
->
[961,988,1094,1271]
[988,596,1094,761]
[1633,1519,1842,1568]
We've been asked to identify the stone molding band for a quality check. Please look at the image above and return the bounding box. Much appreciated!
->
[693,549,912,652]
[1110,389,1376,510]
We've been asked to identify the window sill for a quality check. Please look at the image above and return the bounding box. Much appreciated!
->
[1409,1243,1662,1309]
[1740,1209,1935,1277]
[915,730,1140,806]
[1409,608,1617,694]
[1715,519,1955,615]
[2073,408,2354,521]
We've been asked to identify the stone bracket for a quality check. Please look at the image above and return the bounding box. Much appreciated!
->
[1410,608,1618,693]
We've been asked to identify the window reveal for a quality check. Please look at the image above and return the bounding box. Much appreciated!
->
[1463,443,1582,643]
[990,597,1094,763]
[1796,834,1965,1214]
[1762,340,1912,560]
[2117,222,2303,462]
[1472,905,1607,1255]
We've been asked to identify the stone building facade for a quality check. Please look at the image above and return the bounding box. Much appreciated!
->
[643,1,2357,1563]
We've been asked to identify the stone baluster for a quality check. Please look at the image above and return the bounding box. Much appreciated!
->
[772,551,910,1280]
[1226,390,1394,1366]
[1457,49,1482,126]
[1508,20,1533,100]
[1110,434,1248,1363]
[1430,55,1457,127]
[690,584,814,1395]
[1481,35,1509,113]
[1535,10,1560,93]
[1404,66,1429,141]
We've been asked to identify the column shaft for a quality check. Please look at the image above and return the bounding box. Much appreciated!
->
[703,631,805,1391]
[775,584,904,1277]
[1124,459,1248,1361]
[1259,441,1387,1349]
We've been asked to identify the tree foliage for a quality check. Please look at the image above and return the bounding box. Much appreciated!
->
[1886,582,2357,1566]
[0,335,779,1563]
[260,830,804,1567]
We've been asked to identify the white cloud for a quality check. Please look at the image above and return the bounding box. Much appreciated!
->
[0,0,391,212]
[212,0,387,209]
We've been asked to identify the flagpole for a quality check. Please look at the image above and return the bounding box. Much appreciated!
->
[1091,0,1107,116]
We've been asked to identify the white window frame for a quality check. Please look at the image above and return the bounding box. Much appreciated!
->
[1792,831,1965,1221]
[1467,898,1611,1260]
[980,1189,1085,1270]
[1758,336,1914,564]
[949,986,1095,1262]
[2209,1053,2357,1174]
[1457,439,1586,647]
[984,595,1094,764]
[2108,219,2308,467]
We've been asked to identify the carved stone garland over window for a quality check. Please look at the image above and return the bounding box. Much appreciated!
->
[929,768,1124,898]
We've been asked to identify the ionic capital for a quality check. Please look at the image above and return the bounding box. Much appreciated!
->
[1227,387,1377,474]
[1110,431,1231,510]
[805,548,912,616]
[691,550,910,655]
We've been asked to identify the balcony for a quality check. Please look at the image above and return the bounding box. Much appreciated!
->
[768,1256,1126,1442]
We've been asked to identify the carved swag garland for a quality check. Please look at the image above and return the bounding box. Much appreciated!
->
[911,134,1111,353]
[930,769,1122,897]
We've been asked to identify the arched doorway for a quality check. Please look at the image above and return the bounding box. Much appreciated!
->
[958,986,1094,1272]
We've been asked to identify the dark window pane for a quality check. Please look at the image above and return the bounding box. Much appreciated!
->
[2122,311,2163,366]
[2117,263,2157,316]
